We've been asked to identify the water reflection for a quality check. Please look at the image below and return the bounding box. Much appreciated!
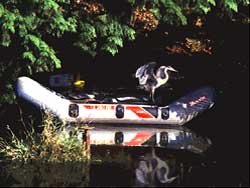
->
[135,148,177,186]
[0,125,213,187]
[89,124,213,187]
[89,124,212,154]
[0,162,89,187]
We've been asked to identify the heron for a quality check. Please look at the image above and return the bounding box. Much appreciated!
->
[135,62,178,103]
[135,148,177,185]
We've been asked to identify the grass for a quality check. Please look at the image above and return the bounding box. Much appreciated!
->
[0,109,92,187]
[0,110,89,163]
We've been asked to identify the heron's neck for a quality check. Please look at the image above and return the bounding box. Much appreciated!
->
[156,74,169,87]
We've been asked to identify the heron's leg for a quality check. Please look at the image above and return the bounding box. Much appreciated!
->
[149,90,153,104]
[150,88,155,104]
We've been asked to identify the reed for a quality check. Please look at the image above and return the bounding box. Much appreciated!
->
[0,110,89,163]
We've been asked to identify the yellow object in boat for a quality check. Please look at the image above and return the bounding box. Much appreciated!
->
[73,80,85,90]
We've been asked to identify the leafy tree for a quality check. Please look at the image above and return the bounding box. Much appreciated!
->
[0,0,249,103]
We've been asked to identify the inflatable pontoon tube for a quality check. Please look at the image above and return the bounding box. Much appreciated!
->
[16,77,215,125]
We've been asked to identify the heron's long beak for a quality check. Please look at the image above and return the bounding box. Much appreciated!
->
[169,67,178,72]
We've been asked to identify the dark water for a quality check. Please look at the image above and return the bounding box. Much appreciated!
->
[0,146,219,187]
[0,20,249,187]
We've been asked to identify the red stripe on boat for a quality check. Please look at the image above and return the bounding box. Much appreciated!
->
[124,132,153,146]
[126,106,154,118]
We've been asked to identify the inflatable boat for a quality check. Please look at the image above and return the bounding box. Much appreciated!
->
[87,125,212,154]
[16,77,215,126]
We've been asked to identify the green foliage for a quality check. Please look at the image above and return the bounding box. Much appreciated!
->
[0,111,89,163]
[162,0,188,25]
[0,0,249,103]
[225,0,239,12]
[126,0,248,27]
[23,34,61,70]
[74,14,136,56]
[0,0,76,103]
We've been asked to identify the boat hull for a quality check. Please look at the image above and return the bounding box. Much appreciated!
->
[16,77,215,126]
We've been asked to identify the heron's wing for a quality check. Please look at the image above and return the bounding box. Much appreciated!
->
[139,75,148,85]
[135,168,149,185]
[135,65,148,85]
[135,62,157,78]
[135,65,145,78]
[135,62,157,85]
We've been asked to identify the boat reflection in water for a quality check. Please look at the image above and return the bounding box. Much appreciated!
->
[89,124,212,154]
[88,124,213,187]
